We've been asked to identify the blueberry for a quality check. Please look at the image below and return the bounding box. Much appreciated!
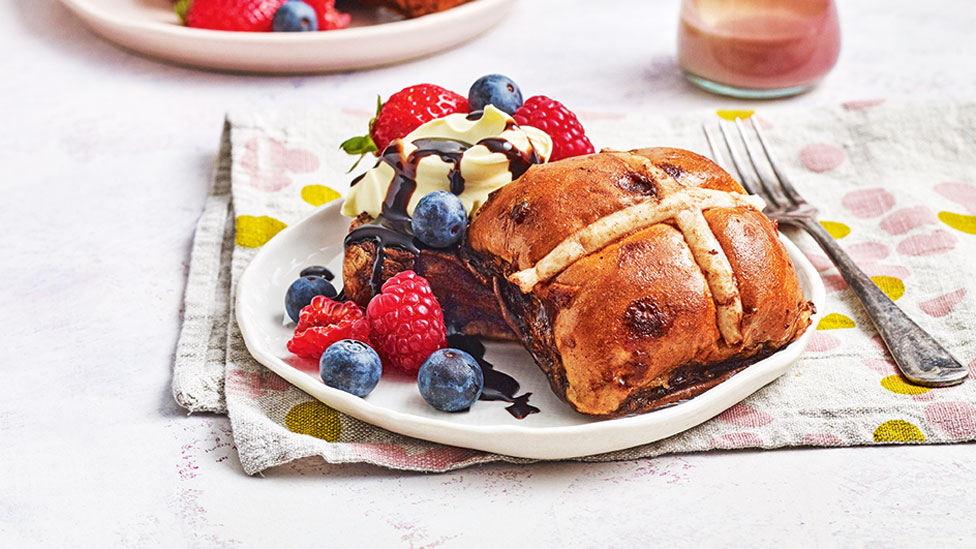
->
[411,191,467,248]
[272,1,318,32]
[320,340,382,397]
[300,265,334,281]
[468,74,523,116]
[285,275,337,322]
[417,348,484,412]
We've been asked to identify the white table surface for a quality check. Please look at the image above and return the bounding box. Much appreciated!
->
[2,0,975,546]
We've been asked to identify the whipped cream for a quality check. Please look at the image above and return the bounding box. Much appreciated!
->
[341,105,552,220]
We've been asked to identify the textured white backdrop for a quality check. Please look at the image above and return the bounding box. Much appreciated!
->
[2,0,975,546]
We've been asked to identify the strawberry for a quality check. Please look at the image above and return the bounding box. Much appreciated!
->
[287,296,371,359]
[366,271,447,374]
[183,0,287,32]
[303,0,351,30]
[513,95,594,162]
[341,84,469,165]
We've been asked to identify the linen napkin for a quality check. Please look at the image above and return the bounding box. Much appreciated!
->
[173,100,976,474]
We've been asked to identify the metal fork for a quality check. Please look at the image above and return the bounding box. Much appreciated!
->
[705,118,968,387]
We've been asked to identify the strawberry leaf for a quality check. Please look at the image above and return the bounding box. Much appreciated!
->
[174,0,190,24]
[340,135,378,173]
[340,135,377,156]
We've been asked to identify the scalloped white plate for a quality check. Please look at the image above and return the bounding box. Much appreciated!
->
[60,0,516,73]
[236,201,825,459]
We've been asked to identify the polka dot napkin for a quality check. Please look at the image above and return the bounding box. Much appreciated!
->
[173,100,976,474]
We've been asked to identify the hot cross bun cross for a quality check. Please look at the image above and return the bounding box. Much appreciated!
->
[465,148,814,417]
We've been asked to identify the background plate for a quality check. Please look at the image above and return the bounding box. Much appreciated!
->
[60,0,516,73]
[236,201,825,459]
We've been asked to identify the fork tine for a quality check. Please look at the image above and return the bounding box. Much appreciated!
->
[702,124,743,183]
[717,119,768,201]
[733,118,791,209]
[752,121,807,207]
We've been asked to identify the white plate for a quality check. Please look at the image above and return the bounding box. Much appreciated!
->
[236,201,825,459]
[60,0,517,73]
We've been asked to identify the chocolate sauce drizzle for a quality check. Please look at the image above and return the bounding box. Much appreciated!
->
[448,333,540,419]
[344,132,541,296]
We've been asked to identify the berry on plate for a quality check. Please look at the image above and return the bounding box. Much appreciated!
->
[272,0,318,31]
[417,348,484,412]
[366,271,447,373]
[288,297,371,359]
[341,84,469,160]
[302,0,351,30]
[285,275,337,322]
[183,0,287,32]
[513,95,595,162]
[319,339,382,397]
[468,74,523,116]
[411,191,467,248]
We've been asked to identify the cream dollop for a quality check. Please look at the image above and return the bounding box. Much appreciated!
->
[341,105,552,219]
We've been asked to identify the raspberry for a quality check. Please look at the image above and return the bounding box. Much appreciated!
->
[366,271,448,373]
[287,297,371,359]
[184,0,287,32]
[513,95,595,162]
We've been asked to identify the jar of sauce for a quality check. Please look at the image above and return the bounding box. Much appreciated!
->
[678,0,841,98]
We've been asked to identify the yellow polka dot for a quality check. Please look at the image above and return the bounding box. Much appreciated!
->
[873,419,926,442]
[235,215,287,248]
[285,401,342,442]
[880,375,932,396]
[716,110,755,121]
[816,313,856,330]
[301,185,341,207]
[871,276,905,301]
[819,220,851,239]
[938,211,976,235]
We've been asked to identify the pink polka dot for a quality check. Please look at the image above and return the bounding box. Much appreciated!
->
[880,206,938,235]
[911,391,936,402]
[934,182,976,215]
[862,358,898,375]
[924,402,976,439]
[822,274,848,293]
[342,107,375,118]
[753,116,774,130]
[800,143,845,172]
[717,403,774,427]
[265,372,292,392]
[807,332,841,352]
[240,137,320,192]
[860,262,911,280]
[711,432,763,449]
[226,370,288,398]
[896,230,958,256]
[842,188,896,218]
[846,241,890,262]
[801,433,845,446]
[842,99,886,110]
[805,252,834,272]
[868,335,886,353]
[919,289,966,318]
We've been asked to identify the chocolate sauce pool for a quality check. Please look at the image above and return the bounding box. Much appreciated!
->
[448,333,540,419]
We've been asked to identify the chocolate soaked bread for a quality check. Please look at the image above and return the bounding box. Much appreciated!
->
[342,213,515,340]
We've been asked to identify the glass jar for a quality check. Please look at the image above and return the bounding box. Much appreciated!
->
[678,0,841,98]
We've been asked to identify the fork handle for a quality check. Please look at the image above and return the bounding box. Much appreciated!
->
[796,218,968,387]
